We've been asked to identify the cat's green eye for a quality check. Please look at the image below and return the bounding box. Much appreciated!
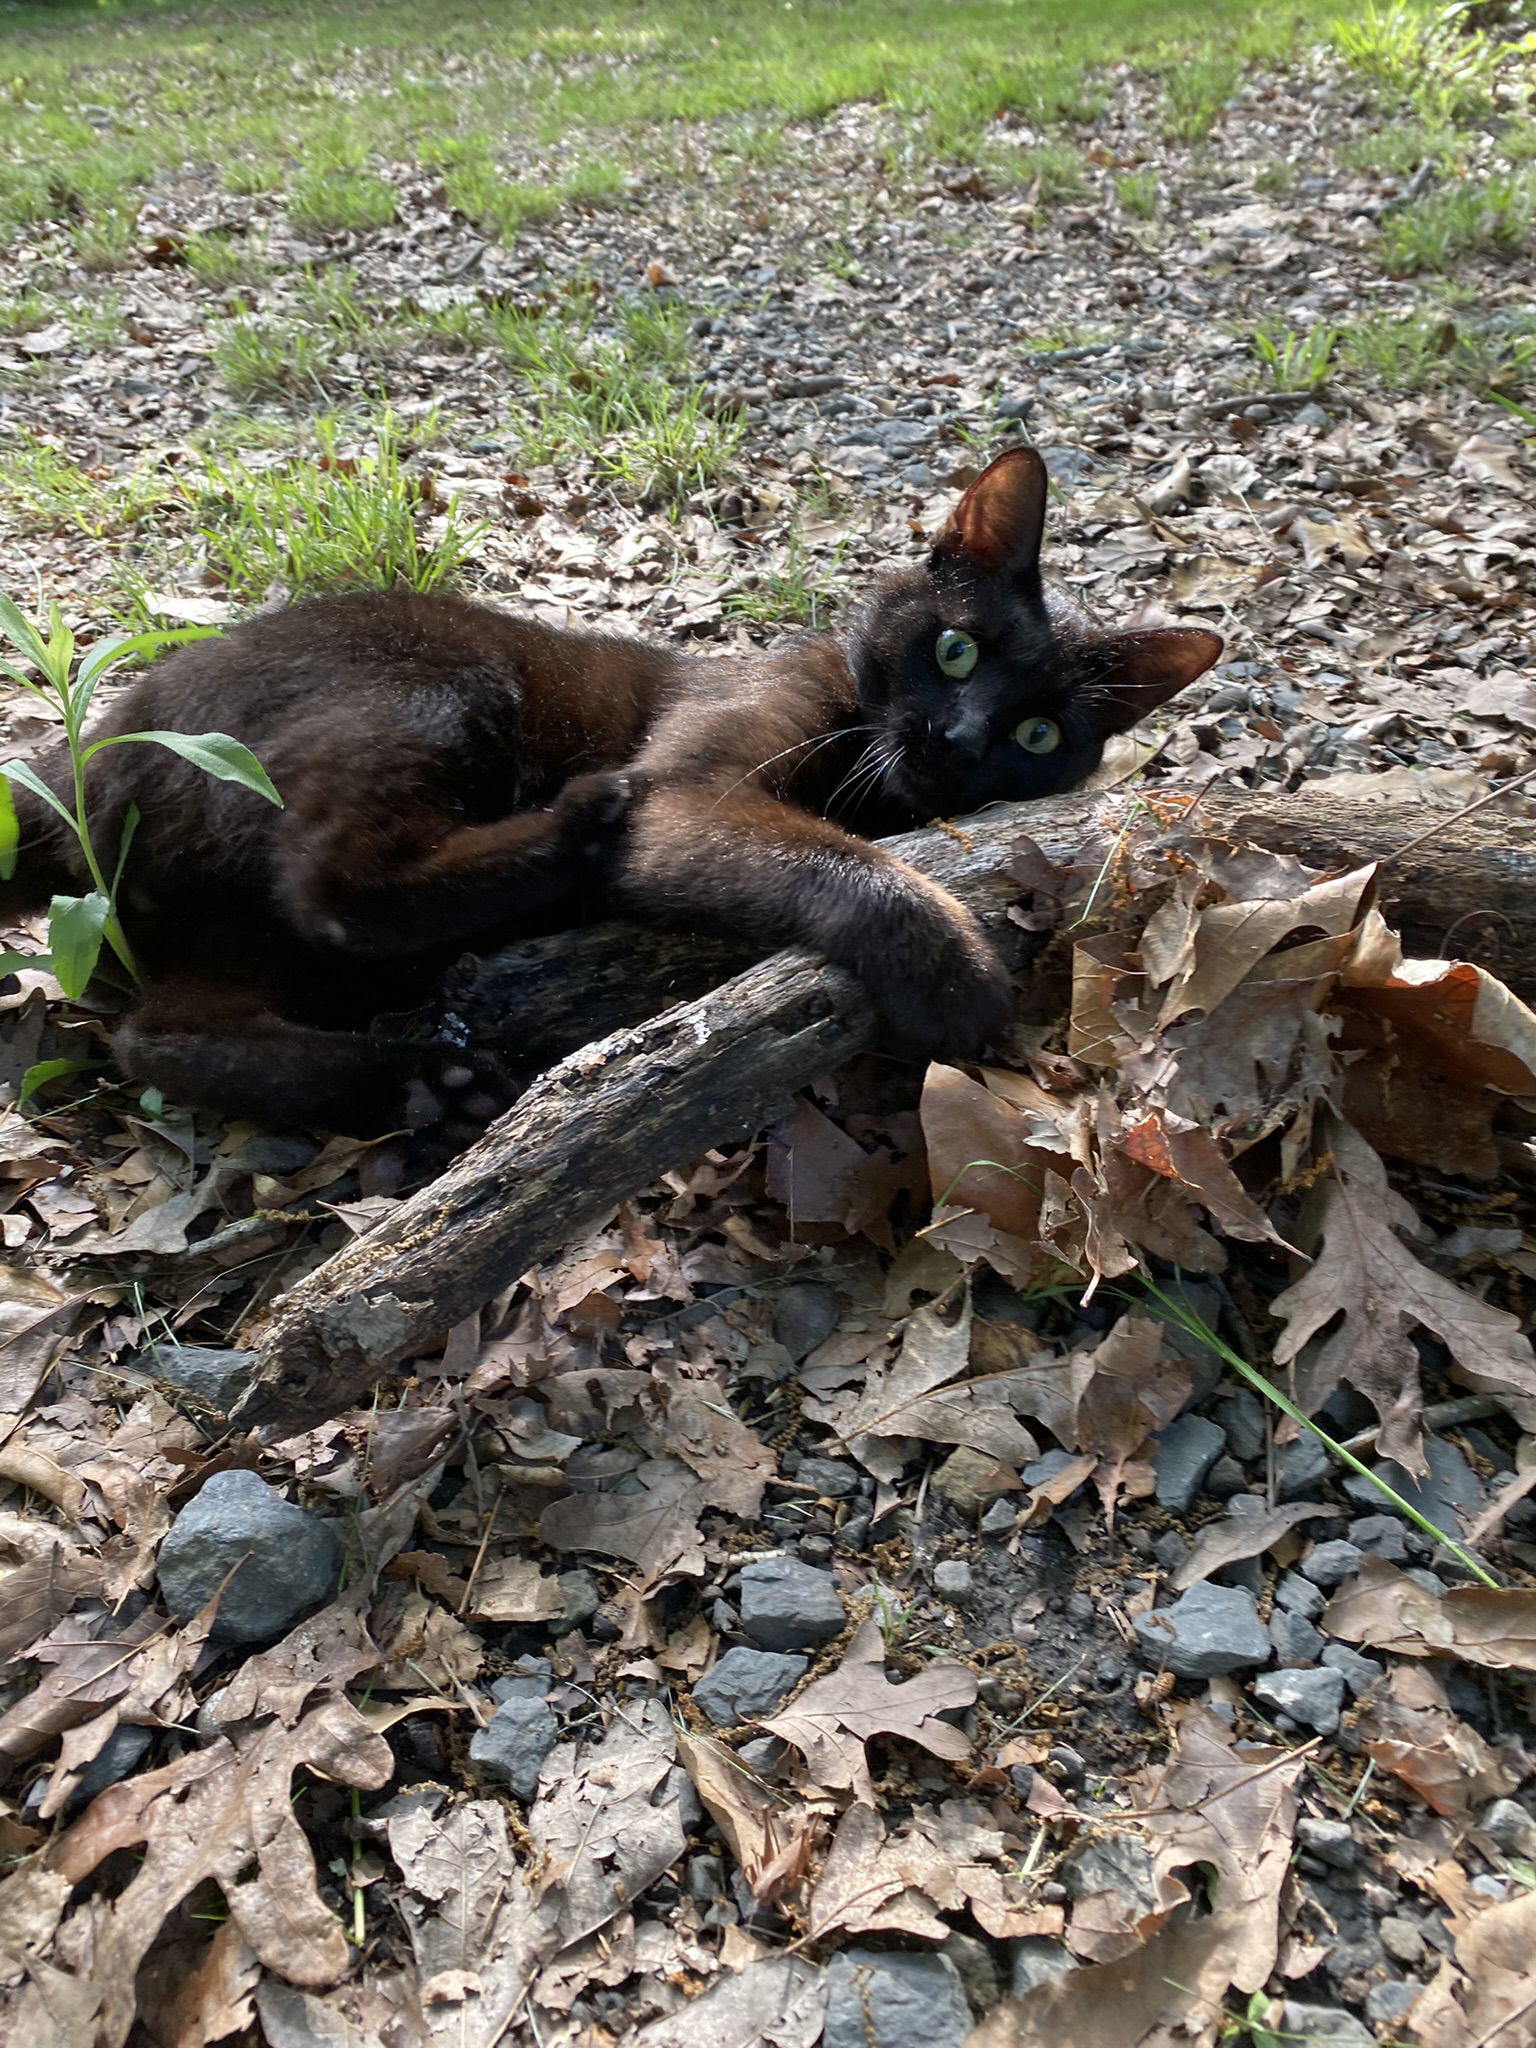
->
[935,628,978,679]
[1014,716,1061,755]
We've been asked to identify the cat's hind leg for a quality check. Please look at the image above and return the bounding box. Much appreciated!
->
[114,974,516,1143]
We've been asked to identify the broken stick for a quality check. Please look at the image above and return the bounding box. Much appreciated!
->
[232,782,1536,1431]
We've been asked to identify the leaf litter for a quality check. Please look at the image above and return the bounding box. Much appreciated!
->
[1,21,1535,2048]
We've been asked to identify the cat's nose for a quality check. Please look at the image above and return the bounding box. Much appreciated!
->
[944,712,991,762]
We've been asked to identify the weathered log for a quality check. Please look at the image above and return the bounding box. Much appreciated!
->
[232,782,1536,1432]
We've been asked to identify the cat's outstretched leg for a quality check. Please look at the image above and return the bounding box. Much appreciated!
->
[273,770,635,957]
[114,975,516,1145]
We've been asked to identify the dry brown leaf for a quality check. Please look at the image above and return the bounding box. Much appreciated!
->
[0,1262,79,1411]
[1006,1315,1190,1525]
[674,1726,819,1906]
[1322,1555,1536,1673]
[1170,1502,1338,1592]
[539,1455,709,1583]
[1156,865,1374,1025]
[808,1799,1053,1945]
[0,1609,204,1779]
[1357,1663,1517,1817]
[760,1614,976,1804]
[461,1556,565,1625]
[1408,1887,1536,2048]
[816,1292,1040,1480]
[627,1955,828,2048]
[0,1543,103,1662]
[963,1909,1237,2048]
[1272,1117,1536,1465]
[371,1585,484,1692]
[388,1796,559,2046]
[530,1696,687,1949]
[47,1696,393,2048]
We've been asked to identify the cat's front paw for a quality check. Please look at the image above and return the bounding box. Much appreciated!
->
[866,936,1015,1063]
[391,1044,523,1177]
[554,769,645,852]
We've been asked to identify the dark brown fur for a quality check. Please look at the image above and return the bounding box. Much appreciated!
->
[2,449,1219,1137]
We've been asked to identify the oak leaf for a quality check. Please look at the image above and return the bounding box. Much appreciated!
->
[1272,1117,1536,1465]
[1356,1663,1516,1817]
[760,1615,976,1804]
[1409,1887,1536,2048]
[1322,1555,1536,1673]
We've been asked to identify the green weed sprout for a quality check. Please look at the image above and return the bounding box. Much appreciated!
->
[0,592,281,999]
[1252,323,1339,390]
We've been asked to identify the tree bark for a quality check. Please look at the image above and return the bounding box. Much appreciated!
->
[232,781,1536,1432]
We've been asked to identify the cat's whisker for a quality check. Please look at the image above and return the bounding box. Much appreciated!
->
[705,724,877,811]
[823,735,890,818]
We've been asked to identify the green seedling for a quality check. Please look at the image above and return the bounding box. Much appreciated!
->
[1252,323,1339,389]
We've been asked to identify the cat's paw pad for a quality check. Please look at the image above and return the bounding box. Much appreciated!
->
[400,1046,522,1160]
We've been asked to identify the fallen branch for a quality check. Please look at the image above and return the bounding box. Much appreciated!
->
[232,780,1536,1432]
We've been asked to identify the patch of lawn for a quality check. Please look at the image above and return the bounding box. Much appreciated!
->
[1378,169,1536,274]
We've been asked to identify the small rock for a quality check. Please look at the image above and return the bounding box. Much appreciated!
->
[1133,1582,1271,1679]
[932,1444,1007,1514]
[556,1568,600,1633]
[995,392,1035,421]
[772,1282,839,1360]
[1482,1797,1536,1858]
[797,1456,860,1500]
[27,1722,154,1815]
[693,1647,807,1726]
[1066,1593,1094,1625]
[933,1560,973,1602]
[489,1672,549,1704]
[1009,1937,1076,1997]
[686,1852,725,1900]
[1275,1570,1326,1619]
[1277,1434,1332,1501]
[1280,2001,1374,2047]
[1215,1388,1268,1463]
[157,1470,340,1644]
[823,1948,970,2048]
[739,1556,845,1652]
[1060,1831,1156,1914]
[1365,1981,1419,2026]
[838,1512,872,1551]
[798,1533,834,1565]
[1379,1915,1425,1964]
[939,1929,999,2013]
[1301,1539,1362,1588]
[835,416,933,456]
[1296,1817,1358,1870]
[1348,1514,1408,1561]
[1321,1642,1385,1696]
[1269,1609,1325,1665]
[469,1697,557,1801]
[144,1345,257,1415]
[1153,1413,1226,1514]
[1252,1665,1346,1733]
[1342,1437,1481,1533]
[980,1498,1017,1537]
[1151,1530,1189,1573]
[1204,1454,1248,1499]
[735,1735,788,1776]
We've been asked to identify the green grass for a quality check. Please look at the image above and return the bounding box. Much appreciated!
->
[1331,0,1513,122]
[724,528,851,629]
[0,429,166,536]
[1114,166,1159,216]
[1378,169,1536,272]
[286,165,398,236]
[1251,321,1339,389]
[183,230,269,288]
[213,316,340,400]
[1337,307,1536,394]
[1161,51,1240,139]
[982,139,1089,199]
[1339,116,1462,177]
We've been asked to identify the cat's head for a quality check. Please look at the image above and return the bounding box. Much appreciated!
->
[841,446,1221,821]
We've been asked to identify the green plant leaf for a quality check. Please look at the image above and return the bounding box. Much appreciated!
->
[19,1057,102,1107]
[112,802,141,894]
[0,947,49,977]
[0,758,75,831]
[0,590,52,674]
[47,891,110,998]
[0,774,16,882]
[88,730,283,806]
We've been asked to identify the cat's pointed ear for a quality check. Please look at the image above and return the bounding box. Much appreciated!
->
[932,446,1047,579]
[1094,627,1224,729]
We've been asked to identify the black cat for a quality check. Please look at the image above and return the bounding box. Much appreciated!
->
[2,446,1219,1135]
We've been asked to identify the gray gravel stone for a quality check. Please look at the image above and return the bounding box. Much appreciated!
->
[1482,1798,1536,1858]
[1215,1387,1268,1463]
[739,1555,845,1652]
[145,1345,256,1414]
[835,416,934,455]
[1060,1831,1156,1914]
[1275,1570,1326,1619]
[1280,2002,1374,2047]
[1343,1437,1481,1532]
[1321,1642,1385,1696]
[772,1282,839,1360]
[1269,1608,1326,1665]
[469,1697,557,1801]
[1252,1665,1346,1733]
[938,1929,999,2013]
[1276,1433,1332,1500]
[823,1949,970,2048]
[1133,1582,1271,1678]
[1348,1513,1409,1561]
[556,1568,600,1633]
[932,1444,1006,1513]
[796,1456,859,1500]
[1365,1981,1419,2026]
[1153,1413,1226,1513]
[157,1469,340,1643]
[932,1560,974,1602]
[1296,1817,1358,1870]
[1379,1915,1425,1964]
[693,1646,807,1725]
[1009,1937,1076,1997]
[1204,1454,1248,1499]
[980,1498,1018,1537]
[1301,1539,1362,1588]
